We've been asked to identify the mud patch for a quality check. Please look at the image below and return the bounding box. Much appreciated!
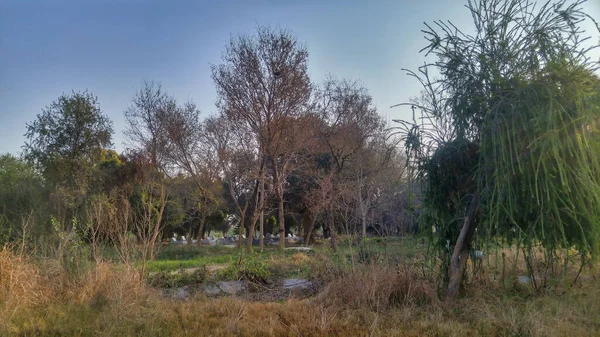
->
[283,278,313,290]
[162,286,193,300]
[203,281,246,296]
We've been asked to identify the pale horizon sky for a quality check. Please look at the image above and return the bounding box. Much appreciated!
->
[1,0,599,156]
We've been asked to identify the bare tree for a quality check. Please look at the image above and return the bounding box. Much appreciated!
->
[204,115,265,252]
[212,26,312,250]
[307,78,385,246]
[315,77,384,174]
[351,134,395,240]
[133,182,167,276]
[113,190,134,266]
[124,81,175,172]
[159,100,225,240]
[86,194,116,262]
[302,170,335,247]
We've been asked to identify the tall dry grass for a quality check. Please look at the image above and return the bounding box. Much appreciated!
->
[1,244,599,336]
[316,264,437,312]
[0,246,153,335]
[0,247,52,314]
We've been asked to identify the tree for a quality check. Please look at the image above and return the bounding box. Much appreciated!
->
[212,26,312,250]
[165,174,203,239]
[315,78,384,175]
[350,136,395,240]
[309,78,386,247]
[161,102,225,241]
[24,90,113,186]
[124,81,175,171]
[204,115,263,252]
[131,181,167,275]
[23,90,113,227]
[403,0,600,300]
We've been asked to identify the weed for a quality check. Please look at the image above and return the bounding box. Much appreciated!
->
[217,253,271,284]
[147,266,207,288]
[1,239,599,336]
[317,264,436,312]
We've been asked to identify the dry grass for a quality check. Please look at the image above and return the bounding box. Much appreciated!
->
[289,252,311,265]
[0,247,154,335]
[0,248,53,314]
[1,246,599,336]
[70,261,149,309]
[316,264,437,311]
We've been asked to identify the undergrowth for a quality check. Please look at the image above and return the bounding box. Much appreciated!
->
[1,242,599,336]
[217,253,271,284]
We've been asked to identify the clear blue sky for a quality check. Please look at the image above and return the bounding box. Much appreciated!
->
[1,0,599,155]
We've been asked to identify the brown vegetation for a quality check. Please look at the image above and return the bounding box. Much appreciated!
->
[1,245,599,336]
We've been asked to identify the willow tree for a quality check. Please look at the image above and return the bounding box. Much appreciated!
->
[402,0,600,300]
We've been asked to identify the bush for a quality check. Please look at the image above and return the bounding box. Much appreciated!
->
[0,248,52,315]
[0,247,149,330]
[218,253,270,284]
[147,267,207,288]
[51,217,94,276]
[317,264,436,312]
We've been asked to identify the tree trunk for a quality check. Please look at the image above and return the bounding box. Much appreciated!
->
[446,193,480,301]
[238,214,245,248]
[243,162,264,253]
[199,217,207,240]
[196,198,208,241]
[227,180,248,250]
[328,205,337,251]
[272,162,286,251]
[259,170,265,252]
[302,210,315,247]
[359,177,367,241]
[278,196,285,251]
[361,208,367,241]
[246,213,259,253]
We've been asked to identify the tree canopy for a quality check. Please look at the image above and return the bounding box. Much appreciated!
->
[24,90,113,188]
[400,0,600,298]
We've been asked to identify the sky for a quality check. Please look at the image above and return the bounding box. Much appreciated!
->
[1,0,599,156]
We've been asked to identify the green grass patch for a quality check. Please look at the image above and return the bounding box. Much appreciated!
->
[147,268,207,288]
[147,245,312,274]
[216,253,271,283]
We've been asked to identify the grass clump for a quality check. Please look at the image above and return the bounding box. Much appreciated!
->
[147,267,207,288]
[2,240,600,336]
[317,264,436,312]
[217,253,270,284]
[0,247,52,314]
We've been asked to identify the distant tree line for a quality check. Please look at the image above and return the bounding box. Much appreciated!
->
[0,26,412,256]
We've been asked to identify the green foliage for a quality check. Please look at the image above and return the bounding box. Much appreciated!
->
[400,0,600,291]
[161,200,185,234]
[265,215,277,235]
[0,154,46,244]
[22,91,114,239]
[0,215,10,245]
[147,267,207,288]
[206,209,228,235]
[218,253,270,284]
[24,90,113,188]
[92,149,129,193]
[357,244,381,264]
[148,245,238,273]
[423,139,479,259]
[52,216,92,275]
[483,63,600,256]
[284,214,298,235]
